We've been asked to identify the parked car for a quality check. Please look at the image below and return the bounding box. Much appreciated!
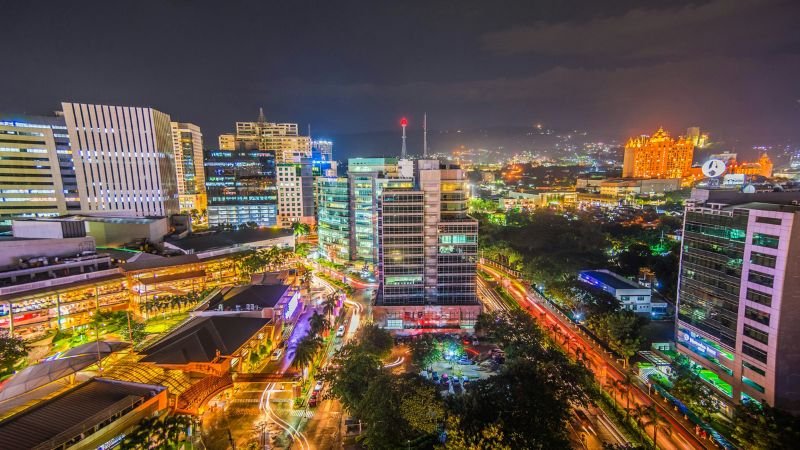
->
[309,392,318,407]
[314,380,324,391]
[270,348,283,361]
[336,325,346,337]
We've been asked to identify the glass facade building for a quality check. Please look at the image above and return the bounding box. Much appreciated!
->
[205,149,278,227]
[676,196,800,414]
[317,177,350,262]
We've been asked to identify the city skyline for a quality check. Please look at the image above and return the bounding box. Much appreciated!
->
[1,0,799,153]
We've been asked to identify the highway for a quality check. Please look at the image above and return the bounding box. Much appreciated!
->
[478,262,717,450]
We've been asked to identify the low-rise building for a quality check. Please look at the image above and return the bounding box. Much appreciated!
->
[578,269,666,315]
[0,378,168,450]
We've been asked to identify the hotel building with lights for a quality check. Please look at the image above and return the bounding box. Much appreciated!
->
[623,127,694,180]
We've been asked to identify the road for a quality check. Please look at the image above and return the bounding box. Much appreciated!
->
[478,270,631,449]
[478,262,716,450]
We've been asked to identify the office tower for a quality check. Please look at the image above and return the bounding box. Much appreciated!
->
[61,102,179,217]
[623,127,694,179]
[204,149,277,228]
[375,159,481,330]
[170,122,206,212]
[276,160,314,227]
[317,177,350,262]
[676,193,800,413]
[0,114,80,225]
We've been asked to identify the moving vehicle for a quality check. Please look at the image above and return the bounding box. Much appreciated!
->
[270,348,283,361]
[336,325,345,337]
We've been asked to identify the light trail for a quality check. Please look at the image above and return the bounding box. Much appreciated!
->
[479,262,710,450]
[382,356,405,368]
[260,382,311,450]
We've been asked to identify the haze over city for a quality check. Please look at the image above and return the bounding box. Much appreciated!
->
[2,0,800,156]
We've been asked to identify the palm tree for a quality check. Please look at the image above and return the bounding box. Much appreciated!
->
[633,404,670,449]
[619,373,634,421]
[605,378,623,408]
[292,336,322,379]
[308,311,330,337]
[292,222,310,238]
[322,293,338,321]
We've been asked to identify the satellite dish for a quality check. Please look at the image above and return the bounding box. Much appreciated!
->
[701,159,726,178]
[742,184,756,194]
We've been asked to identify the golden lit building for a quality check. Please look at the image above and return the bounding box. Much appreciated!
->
[729,152,773,178]
[622,127,694,179]
[171,122,207,212]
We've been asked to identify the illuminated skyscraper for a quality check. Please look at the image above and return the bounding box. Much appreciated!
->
[276,160,314,227]
[375,159,481,330]
[61,102,179,217]
[622,127,694,179]
[170,122,206,212]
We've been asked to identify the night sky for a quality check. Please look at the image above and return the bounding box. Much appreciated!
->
[2,0,799,154]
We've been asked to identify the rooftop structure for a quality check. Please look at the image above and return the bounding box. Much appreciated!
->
[0,378,166,450]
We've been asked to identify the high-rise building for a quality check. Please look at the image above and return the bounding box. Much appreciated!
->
[61,102,179,217]
[228,111,311,163]
[686,126,709,149]
[317,177,350,263]
[676,192,800,413]
[204,149,277,228]
[276,160,314,227]
[170,122,206,212]
[375,159,481,330]
[0,114,79,225]
[623,127,694,179]
[311,139,336,177]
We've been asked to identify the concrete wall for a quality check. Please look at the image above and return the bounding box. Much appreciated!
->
[0,237,96,267]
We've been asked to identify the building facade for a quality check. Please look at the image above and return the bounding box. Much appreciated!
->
[316,177,350,263]
[623,127,694,180]
[375,159,481,329]
[170,122,206,212]
[676,196,800,413]
[204,149,277,227]
[61,102,179,216]
[276,160,315,227]
[0,114,79,224]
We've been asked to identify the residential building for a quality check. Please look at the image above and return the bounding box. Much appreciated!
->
[676,193,800,413]
[171,122,207,212]
[204,149,277,227]
[374,159,481,330]
[0,114,79,224]
[61,102,179,216]
[276,160,314,227]
[623,127,694,180]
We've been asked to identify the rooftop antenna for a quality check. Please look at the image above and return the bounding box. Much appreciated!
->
[423,113,428,157]
[400,117,408,158]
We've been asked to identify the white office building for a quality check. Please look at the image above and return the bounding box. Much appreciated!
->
[61,102,179,217]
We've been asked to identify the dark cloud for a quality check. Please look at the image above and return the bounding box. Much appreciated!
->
[0,0,798,150]
[481,0,799,60]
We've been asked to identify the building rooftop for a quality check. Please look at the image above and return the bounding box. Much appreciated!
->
[15,214,165,225]
[726,201,800,213]
[209,284,291,311]
[0,378,163,450]
[166,228,293,253]
[579,270,640,290]
[140,316,271,365]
